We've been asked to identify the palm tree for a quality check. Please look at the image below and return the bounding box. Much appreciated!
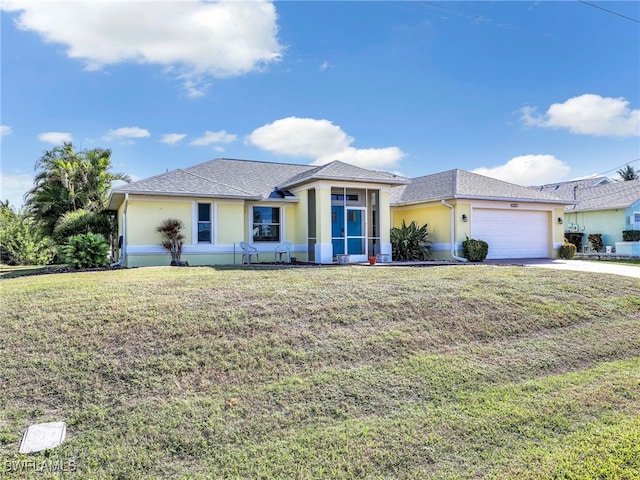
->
[25,143,130,236]
[617,165,639,181]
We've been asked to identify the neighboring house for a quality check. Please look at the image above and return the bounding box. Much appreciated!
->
[108,159,573,266]
[534,176,612,200]
[536,178,640,252]
[107,158,408,267]
[390,169,570,260]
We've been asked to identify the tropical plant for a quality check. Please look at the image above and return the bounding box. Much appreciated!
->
[617,165,639,181]
[0,201,56,265]
[61,232,110,269]
[53,209,114,244]
[156,218,187,266]
[25,142,130,236]
[390,220,432,261]
[462,236,489,262]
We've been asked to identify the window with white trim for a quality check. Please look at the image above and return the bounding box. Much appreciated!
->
[634,212,640,229]
[252,206,280,242]
[197,203,212,243]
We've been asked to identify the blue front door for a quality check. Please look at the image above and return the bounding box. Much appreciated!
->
[332,206,365,257]
[331,206,345,255]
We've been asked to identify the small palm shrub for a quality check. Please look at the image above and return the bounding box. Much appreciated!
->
[462,236,488,262]
[156,218,186,266]
[390,220,432,261]
[559,240,577,259]
[61,232,110,268]
[587,233,603,253]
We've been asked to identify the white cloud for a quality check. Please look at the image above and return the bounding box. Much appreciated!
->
[105,127,151,141]
[190,130,237,146]
[38,131,73,144]
[2,0,283,96]
[248,117,405,170]
[0,125,13,137]
[472,154,570,186]
[0,172,33,208]
[521,94,639,137]
[161,133,187,145]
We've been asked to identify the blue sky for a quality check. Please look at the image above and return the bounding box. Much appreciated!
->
[1,0,639,208]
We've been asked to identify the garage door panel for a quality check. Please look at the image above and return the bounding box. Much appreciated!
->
[471,209,549,259]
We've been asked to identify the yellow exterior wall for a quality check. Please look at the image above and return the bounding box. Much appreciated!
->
[292,191,308,245]
[315,186,332,244]
[392,202,455,245]
[284,204,298,242]
[216,202,245,244]
[127,198,193,245]
[378,190,392,244]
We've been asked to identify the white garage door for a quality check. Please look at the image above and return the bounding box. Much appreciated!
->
[471,209,549,259]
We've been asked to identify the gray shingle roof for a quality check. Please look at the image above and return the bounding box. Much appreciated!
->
[111,158,408,205]
[391,169,570,205]
[278,160,409,189]
[565,178,640,212]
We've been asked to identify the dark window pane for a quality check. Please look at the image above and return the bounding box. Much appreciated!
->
[198,203,210,221]
[269,208,280,223]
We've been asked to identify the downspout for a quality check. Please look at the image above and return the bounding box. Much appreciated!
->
[111,193,129,267]
[441,200,468,262]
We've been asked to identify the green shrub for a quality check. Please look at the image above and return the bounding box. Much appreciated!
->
[587,233,603,252]
[622,230,640,241]
[61,232,110,269]
[0,203,56,265]
[564,232,584,252]
[390,220,432,261]
[53,209,113,243]
[462,237,488,262]
[559,240,577,259]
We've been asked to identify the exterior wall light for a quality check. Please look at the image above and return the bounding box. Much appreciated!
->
[462,214,468,222]
[557,217,563,224]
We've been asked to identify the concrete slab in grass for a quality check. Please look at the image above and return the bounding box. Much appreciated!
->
[19,421,66,454]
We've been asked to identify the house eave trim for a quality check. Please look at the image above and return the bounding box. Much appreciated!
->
[110,190,262,201]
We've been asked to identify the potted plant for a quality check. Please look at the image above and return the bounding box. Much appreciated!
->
[368,255,377,265]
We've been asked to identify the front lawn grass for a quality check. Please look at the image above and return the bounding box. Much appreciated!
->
[1,265,638,478]
[590,258,640,266]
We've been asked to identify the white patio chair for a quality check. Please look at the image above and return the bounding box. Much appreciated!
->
[239,241,259,264]
[275,241,292,263]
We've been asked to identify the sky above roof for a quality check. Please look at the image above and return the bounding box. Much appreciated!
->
[1,0,639,208]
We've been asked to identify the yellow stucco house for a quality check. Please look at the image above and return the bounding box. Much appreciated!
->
[108,158,408,266]
[107,158,570,266]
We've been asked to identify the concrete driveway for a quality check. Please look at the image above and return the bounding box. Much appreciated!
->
[488,258,640,279]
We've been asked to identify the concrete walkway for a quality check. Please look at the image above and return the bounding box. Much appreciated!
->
[488,258,640,279]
